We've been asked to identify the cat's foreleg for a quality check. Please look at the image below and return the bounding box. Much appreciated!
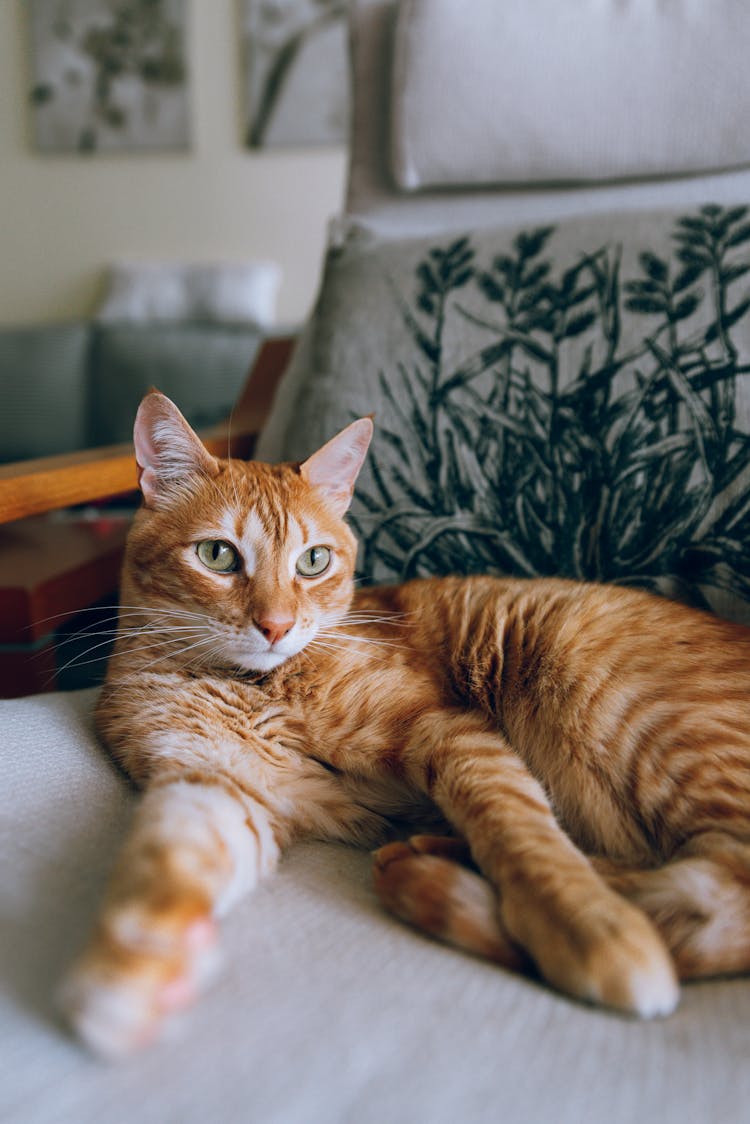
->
[405,713,680,1017]
[60,775,279,1059]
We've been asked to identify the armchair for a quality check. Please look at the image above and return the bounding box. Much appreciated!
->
[2,2,749,1120]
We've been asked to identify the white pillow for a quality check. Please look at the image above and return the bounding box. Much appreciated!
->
[97,263,190,322]
[97,261,281,327]
[391,0,750,190]
[185,264,281,326]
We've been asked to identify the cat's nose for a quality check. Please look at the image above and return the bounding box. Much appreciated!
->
[254,614,295,646]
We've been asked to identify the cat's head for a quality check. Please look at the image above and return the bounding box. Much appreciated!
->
[123,390,372,674]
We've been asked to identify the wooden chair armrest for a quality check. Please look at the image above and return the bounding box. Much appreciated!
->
[0,335,297,525]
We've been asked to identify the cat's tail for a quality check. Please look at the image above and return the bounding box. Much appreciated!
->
[372,835,527,971]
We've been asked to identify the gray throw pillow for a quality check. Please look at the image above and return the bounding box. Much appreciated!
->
[274,206,750,625]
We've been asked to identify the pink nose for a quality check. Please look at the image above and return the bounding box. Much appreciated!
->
[254,614,295,646]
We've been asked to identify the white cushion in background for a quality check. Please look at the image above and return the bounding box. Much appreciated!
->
[2,688,750,1122]
[391,0,750,190]
[345,0,750,241]
[96,261,281,327]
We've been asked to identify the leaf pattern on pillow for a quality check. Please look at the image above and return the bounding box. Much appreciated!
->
[351,205,750,621]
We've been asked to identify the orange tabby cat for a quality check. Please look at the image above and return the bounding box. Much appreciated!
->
[62,390,750,1058]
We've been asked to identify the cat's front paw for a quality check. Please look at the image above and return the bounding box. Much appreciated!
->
[503,889,680,1018]
[59,892,219,1059]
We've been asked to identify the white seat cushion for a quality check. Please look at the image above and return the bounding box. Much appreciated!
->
[3,687,750,1122]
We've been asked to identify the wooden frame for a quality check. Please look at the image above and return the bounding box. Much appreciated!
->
[0,335,296,525]
[0,335,295,697]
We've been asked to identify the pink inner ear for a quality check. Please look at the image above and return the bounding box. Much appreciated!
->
[300,417,373,514]
[133,403,163,474]
[133,391,219,507]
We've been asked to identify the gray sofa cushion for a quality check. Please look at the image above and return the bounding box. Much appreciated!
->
[3,686,750,1122]
[0,323,90,460]
[267,205,750,625]
[89,322,261,445]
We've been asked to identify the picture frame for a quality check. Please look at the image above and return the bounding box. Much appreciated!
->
[28,0,191,154]
[241,0,350,149]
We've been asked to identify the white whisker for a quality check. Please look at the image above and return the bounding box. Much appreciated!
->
[53,634,132,677]
[30,604,213,630]
[228,460,243,521]
[307,637,393,663]
[54,630,208,678]
[106,635,219,691]
[54,624,206,649]
[316,631,408,651]
[338,619,412,630]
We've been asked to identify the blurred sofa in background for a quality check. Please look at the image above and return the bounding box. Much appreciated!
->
[0,258,281,461]
[0,319,263,461]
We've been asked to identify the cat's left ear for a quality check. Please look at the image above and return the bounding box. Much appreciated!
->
[134,390,220,509]
[300,417,373,516]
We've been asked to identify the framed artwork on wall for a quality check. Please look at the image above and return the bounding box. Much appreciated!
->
[241,0,350,149]
[28,0,191,154]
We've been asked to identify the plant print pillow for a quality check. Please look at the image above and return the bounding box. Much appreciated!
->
[274,206,750,626]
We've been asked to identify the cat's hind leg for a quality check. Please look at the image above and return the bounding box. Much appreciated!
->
[594,832,750,981]
[375,831,750,989]
[401,714,679,1017]
[373,836,526,970]
[375,832,750,988]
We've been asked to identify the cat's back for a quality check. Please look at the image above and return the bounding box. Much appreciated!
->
[372,573,750,751]
[380,572,750,677]
[387,574,750,859]
[503,576,750,685]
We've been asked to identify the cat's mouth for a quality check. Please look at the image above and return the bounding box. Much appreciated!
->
[240,651,293,672]
[216,628,311,674]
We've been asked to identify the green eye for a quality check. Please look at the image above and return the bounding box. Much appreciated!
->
[296,545,331,578]
[196,539,240,573]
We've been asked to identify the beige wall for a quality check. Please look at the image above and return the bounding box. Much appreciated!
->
[0,0,347,327]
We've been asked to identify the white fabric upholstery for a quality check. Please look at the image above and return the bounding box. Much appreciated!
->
[347,0,750,241]
[2,688,750,1122]
[390,0,750,190]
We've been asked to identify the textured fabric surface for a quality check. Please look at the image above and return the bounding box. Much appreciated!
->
[391,0,750,190]
[89,322,261,445]
[346,0,750,241]
[0,322,90,461]
[3,689,750,1124]
[268,206,750,625]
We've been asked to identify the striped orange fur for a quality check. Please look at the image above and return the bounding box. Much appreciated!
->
[62,391,750,1057]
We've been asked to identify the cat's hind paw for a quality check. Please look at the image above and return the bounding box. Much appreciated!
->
[59,902,219,1060]
[373,837,525,969]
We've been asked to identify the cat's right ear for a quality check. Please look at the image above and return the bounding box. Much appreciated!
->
[133,391,220,509]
